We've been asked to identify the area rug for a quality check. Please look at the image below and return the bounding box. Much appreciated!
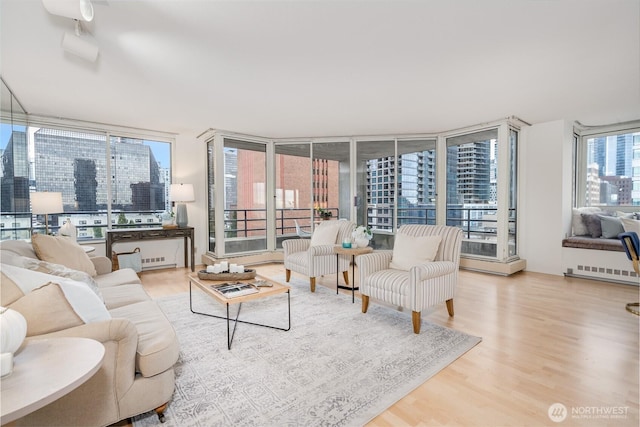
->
[132,276,481,427]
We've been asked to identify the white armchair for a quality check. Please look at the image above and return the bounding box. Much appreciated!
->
[283,220,356,292]
[356,224,463,334]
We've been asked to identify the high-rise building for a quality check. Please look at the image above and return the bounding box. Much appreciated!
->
[0,130,29,212]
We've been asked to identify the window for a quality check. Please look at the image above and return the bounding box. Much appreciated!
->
[578,129,639,207]
[0,122,172,239]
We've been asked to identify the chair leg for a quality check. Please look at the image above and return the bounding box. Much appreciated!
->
[412,311,421,334]
[362,295,369,313]
[310,277,316,292]
[342,271,349,285]
[446,299,454,316]
[155,403,168,423]
[285,269,291,282]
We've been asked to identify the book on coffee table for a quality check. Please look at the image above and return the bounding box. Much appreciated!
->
[210,282,259,298]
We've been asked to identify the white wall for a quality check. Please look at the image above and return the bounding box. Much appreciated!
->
[520,119,574,275]
[174,132,208,266]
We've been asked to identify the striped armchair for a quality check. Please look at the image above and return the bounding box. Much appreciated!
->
[283,220,356,292]
[356,225,463,334]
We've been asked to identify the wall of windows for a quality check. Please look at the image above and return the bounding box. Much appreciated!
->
[206,119,520,263]
[0,80,174,240]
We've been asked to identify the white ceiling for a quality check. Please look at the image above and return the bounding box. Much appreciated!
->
[1,0,639,138]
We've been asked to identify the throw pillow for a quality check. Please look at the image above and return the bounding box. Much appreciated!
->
[598,215,625,239]
[389,233,442,271]
[8,283,85,337]
[32,233,97,277]
[581,213,602,238]
[1,264,110,324]
[22,258,103,302]
[572,207,602,236]
[0,270,25,306]
[310,221,341,246]
[616,211,635,219]
[621,217,640,235]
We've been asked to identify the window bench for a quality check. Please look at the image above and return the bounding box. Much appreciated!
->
[561,236,624,252]
[561,236,637,285]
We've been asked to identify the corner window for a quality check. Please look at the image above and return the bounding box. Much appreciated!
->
[578,129,640,207]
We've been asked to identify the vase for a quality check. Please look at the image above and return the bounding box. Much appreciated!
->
[59,218,77,241]
[0,307,27,377]
[355,238,369,248]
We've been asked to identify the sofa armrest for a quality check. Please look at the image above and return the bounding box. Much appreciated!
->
[29,318,139,399]
[411,260,457,281]
[282,238,311,256]
[91,256,113,275]
[307,244,336,256]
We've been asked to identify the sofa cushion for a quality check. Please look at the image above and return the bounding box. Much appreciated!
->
[389,233,442,271]
[94,268,142,288]
[32,234,97,277]
[109,301,179,377]
[101,284,151,309]
[8,282,85,336]
[0,239,38,259]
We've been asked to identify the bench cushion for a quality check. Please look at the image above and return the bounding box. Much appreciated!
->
[562,237,624,252]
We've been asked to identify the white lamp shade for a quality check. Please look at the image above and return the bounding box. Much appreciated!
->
[42,0,94,22]
[62,32,99,62]
[170,183,195,202]
[31,192,63,214]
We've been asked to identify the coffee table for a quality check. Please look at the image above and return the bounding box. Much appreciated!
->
[189,274,291,350]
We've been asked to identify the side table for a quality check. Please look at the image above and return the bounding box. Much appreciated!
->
[0,337,105,424]
[334,245,373,303]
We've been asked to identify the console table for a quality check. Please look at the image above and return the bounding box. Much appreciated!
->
[106,227,195,272]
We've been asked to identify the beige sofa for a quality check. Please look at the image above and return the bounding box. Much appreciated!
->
[0,237,179,426]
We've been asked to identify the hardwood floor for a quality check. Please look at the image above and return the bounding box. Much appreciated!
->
[136,265,640,426]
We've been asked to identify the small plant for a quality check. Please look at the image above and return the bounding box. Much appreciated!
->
[316,206,333,219]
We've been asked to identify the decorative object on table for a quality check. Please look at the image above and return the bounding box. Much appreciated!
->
[59,217,77,241]
[342,237,352,248]
[352,225,373,248]
[0,306,27,377]
[315,206,333,220]
[170,183,195,228]
[112,247,142,273]
[197,268,257,281]
[30,192,63,235]
[159,211,176,228]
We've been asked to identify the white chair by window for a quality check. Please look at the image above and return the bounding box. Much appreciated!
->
[283,220,356,292]
[294,220,312,238]
[356,224,463,334]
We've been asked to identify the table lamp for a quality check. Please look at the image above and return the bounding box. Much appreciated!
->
[31,192,63,235]
[170,183,194,228]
